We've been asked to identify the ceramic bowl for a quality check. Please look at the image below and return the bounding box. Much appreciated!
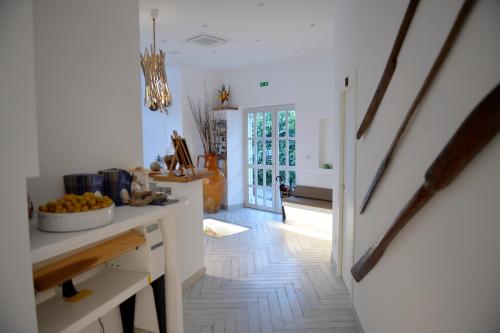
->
[37,204,115,232]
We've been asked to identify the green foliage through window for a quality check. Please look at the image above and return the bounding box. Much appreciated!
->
[289,140,296,166]
[288,110,296,137]
[256,113,264,137]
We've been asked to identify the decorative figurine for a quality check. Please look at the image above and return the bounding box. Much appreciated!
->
[218,84,230,106]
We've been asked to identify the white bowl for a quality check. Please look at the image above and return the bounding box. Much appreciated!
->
[37,204,115,233]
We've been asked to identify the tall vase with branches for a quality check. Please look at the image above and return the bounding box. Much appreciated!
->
[186,86,226,213]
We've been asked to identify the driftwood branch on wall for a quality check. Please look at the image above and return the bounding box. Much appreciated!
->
[351,82,500,283]
[356,0,420,140]
[359,0,477,214]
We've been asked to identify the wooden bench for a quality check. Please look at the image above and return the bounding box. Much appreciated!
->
[282,186,332,212]
[281,186,333,239]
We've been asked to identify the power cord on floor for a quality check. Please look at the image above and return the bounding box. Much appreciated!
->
[98,318,105,333]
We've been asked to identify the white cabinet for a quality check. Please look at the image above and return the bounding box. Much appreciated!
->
[215,109,244,209]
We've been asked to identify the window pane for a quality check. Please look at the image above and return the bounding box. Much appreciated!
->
[266,140,272,165]
[279,140,286,166]
[265,170,273,187]
[257,169,264,186]
[289,140,296,166]
[265,112,272,137]
[265,189,273,208]
[257,188,264,206]
[247,113,254,138]
[248,187,255,204]
[289,171,296,187]
[288,110,296,137]
[256,113,264,137]
[279,170,286,184]
[248,168,254,185]
[278,111,286,137]
[257,140,264,164]
[247,140,254,164]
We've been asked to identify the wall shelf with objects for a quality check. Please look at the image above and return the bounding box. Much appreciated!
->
[211,109,244,210]
[36,268,149,333]
[213,106,239,111]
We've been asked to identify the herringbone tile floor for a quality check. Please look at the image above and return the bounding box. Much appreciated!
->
[183,208,359,333]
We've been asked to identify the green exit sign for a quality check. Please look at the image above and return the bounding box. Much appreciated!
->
[259,81,269,87]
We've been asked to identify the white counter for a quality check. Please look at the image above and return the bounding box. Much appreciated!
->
[30,199,188,333]
[150,178,206,284]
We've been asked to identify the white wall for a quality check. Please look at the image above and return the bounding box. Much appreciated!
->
[0,0,40,330]
[27,0,142,331]
[28,0,143,206]
[142,66,183,167]
[142,66,223,168]
[222,55,335,189]
[225,110,244,207]
[181,67,224,162]
[333,1,500,332]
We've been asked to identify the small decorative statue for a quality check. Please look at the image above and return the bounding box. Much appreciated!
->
[218,84,230,106]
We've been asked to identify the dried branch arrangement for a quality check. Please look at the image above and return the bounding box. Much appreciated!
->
[187,86,221,154]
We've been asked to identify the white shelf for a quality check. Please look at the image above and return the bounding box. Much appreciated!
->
[30,198,186,264]
[36,267,149,333]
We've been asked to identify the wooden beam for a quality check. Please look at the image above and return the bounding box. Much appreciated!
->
[33,231,145,292]
[351,82,500,282]
[356,0,420,139]
[359,0,476,214]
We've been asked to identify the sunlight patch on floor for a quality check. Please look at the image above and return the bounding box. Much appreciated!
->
[203,218,250,238]
[276,221,332,241]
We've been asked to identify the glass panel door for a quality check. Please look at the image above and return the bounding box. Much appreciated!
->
[276,107,296,210]
[244,105,296,213]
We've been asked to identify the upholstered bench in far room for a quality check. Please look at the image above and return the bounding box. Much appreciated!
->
[281,185,333,240]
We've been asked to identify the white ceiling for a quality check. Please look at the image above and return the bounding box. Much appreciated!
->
[139,0,335,70]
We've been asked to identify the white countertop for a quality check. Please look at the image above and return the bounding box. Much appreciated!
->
[30,198,186,265]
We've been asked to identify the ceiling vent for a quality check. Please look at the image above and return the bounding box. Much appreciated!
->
[185,34,229,47]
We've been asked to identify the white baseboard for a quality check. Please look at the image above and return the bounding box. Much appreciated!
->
[352,303,365,333]
[182,266,206,294]
[221,203,244,210]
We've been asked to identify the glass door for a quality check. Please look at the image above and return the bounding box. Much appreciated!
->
[244,105,296,213]
[276,106,296,210]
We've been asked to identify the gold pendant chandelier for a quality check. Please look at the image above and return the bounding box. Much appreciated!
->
[140,9,172,113]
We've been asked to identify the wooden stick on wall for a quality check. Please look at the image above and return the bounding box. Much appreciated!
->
[356,0,420,139]
[359,0,476,214]
[351,83,500,282]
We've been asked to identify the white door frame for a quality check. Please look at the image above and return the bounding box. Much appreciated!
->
[243,104,296,213]
[336,71,357,301]
[243,107,276,212]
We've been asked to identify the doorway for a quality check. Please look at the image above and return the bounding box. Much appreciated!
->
[244,104,296,213]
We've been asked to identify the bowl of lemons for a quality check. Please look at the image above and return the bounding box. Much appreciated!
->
[37,193,115,232]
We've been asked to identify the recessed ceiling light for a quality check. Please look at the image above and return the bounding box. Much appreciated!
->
[212,51,217,54]
[202,24,208,28]
[254,39,260,42]
[258,2,265,6]
[309,23,316,27]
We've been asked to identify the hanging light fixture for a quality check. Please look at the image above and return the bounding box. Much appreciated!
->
[140,9,172,113]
